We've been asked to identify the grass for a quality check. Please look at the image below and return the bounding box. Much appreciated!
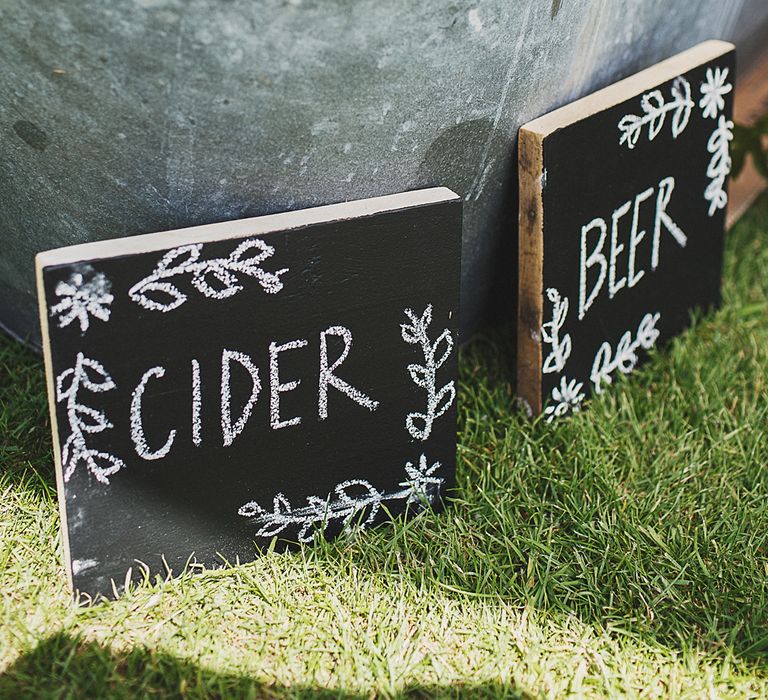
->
[1,196,768,698]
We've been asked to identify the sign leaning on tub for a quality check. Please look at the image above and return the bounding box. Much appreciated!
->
[36,188,461,600]
[517,40,735,420]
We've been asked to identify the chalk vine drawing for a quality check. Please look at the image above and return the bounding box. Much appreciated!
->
[698,65,733,218]
[129,238,288,312]
[618,76,693,149]
[541,287,571,374]
[56,352,125,484]
[699,66,732,120]
[544,376,585,423]
[590,312,661,394]
[238,454,443,542]
[704,115,734,217]
[50,268,113,333]
[401,304,455,440]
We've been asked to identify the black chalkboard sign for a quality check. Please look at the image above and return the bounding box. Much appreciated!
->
[36,188,461,600]
[517,40,735,419]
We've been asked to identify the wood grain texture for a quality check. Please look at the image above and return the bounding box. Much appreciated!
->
[516,128,544,416]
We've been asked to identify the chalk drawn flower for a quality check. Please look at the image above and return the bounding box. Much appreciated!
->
[50,269,113,333]
[699,66,732,119]
[544,376,585,423]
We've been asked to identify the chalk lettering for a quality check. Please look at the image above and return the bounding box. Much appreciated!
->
[221,349,261,446]
[318,326,379,420]
[131,366,176,460]
[269,339,309,430]
[628,187,653,288]
[652,176,686,269]
[579,218,608,320]
[609,200,631,298]
[579,177,686,319]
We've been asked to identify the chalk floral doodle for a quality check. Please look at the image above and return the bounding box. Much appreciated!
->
[541,287,571,374]
[618,76,693,149]
[401,304,455,440]
[50,268,113,333]
[590,312,661,394]
[544,376,585,423]
[238,454,443,542]
[56,352,125,484]
[129,238,288,312]
[699,66,732,120]
[704,115,734,217]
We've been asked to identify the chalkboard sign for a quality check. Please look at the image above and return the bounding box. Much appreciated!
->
[517,40,735,419]
[36,188,461,600]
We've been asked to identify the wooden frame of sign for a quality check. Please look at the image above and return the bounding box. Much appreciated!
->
[518,40,735,419]
[36,187,461,600]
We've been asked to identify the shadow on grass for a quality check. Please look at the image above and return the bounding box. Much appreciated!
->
[0,632,532,699]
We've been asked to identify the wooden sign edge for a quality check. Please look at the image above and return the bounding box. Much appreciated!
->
[35,261,75,593]
[522,39,734,138]
[517,128,545,416]
[516,39,735,417]
[35,187,460,268]
[35,186,460,597]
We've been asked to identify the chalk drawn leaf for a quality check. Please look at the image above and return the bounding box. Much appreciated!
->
[406,412,429,441]
[433,382,456,419]
[401,304,456,440]
[618,76,693,148]
[85,450,125,485]
[61,433,76,471]
[431,330,454,370]
[618,115,643,149]
[74,404,112,434]
[541,287,572,374]
[156,244,201,272]
[238,500,266,518]
[191,266,242,299]
[670,76,693,137]
[336,479,380,504]
[79,357,116,393]
[239,456,445,542]
[420,304,433,329]
[274,493,292,514]
[704,115,733,216]
[229,238,273,266]
[129,238,288,312]
[133,281,187,312]
[641,90,666,140]
[56,368,77,401]
[259,521,291,538]
[57,353,124,485]
[407,363,430,389]
[400,323,419,344]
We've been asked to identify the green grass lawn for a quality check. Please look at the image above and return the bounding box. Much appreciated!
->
[1,197,768,699]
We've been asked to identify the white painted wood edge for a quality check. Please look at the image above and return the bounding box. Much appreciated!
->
[522,40,734,137]
[36,187,460,268]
